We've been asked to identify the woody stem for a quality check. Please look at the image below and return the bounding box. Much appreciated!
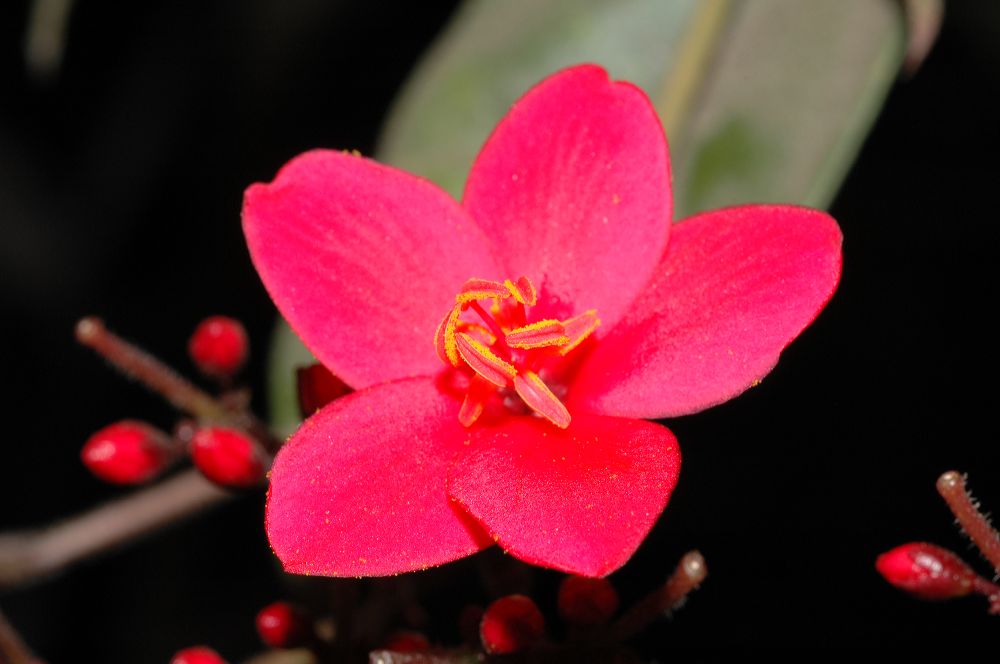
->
[0,470,230,590]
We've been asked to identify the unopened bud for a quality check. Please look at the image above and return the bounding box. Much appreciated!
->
[188,316,248,379]
[170,646,227,664]
[297,363,352,417]
[255,601,312,649]
[190,426,266,488]
[382,630,430,652]
[558,575,619,626]
[480,594,544,655]
[876,542,977,600]
[81,420,174,484]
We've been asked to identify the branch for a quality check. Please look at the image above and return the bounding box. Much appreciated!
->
[0,470,231,590]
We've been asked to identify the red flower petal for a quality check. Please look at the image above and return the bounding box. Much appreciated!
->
[448,414,680,577]
[462,65,671,330]
[570,205,842,418]
[243,150,501,389]
[266,377,494,577]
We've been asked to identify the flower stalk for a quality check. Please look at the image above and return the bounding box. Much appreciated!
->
[936,471,1000,575]
[608,550,707,642]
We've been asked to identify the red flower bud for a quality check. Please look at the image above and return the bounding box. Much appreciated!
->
[876,542,978,600]
[188,316,248,378]
[297,363,352,417]
[81,420,174,484]
[557,575,619,626]
[255,601,311,649]
[382,630,430,652]
[480,594,545,655]
[190,426,266,488]
[170,646,227,664]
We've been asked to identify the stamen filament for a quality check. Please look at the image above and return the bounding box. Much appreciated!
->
[468,301,510,355]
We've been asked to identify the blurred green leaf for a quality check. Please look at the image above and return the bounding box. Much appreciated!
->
[267,318,315,437]
[379,0,904,213]
[673,0,904,214]
[378,0,701,198]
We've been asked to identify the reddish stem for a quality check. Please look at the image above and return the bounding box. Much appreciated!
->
[75,317,225,420]
[609,550,707,641]
[937,471,1000,576]
[0,607,44,664]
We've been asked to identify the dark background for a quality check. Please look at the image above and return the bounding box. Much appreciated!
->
[2,1,999,659]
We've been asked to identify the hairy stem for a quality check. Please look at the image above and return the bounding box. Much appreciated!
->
[76,317,226,419]
[937,471,1000,576]
[609,550,707,642]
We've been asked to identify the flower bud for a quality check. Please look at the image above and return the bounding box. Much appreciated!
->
[255,601,311,649]
[170,646,227,664]
[480,594,545,655]
[81,420,174,484]
[188,316,248,379]
[557,575,619,626]
[381,630,430,652]
[876,542,977,600]
[297,363,352,417]
[190,426,266,488]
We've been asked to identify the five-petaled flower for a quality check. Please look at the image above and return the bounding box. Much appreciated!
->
[243,65,842,578]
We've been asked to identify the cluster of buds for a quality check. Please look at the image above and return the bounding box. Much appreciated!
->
[876,471,1000,614]
[76,316,352,493]
[76,316,272,490]
[168,552,704,662]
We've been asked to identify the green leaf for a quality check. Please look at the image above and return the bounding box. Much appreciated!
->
[378,0,700,198]
[379,0,905,213]
[267,319,315,437]
[671,0,905,214]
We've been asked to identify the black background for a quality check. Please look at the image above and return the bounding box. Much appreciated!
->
[2,1,999,659]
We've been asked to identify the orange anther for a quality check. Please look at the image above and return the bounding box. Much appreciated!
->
[456,278,511,305]
[505,319,569,350]
[458,375,494,427]
[558,310,601,356]
[514,371,571,429]
[504,276,537,306]
[455,333,517,388]
[434,306,461,366]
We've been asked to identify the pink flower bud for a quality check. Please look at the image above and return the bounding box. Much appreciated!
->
[255,601,311,649]
[381,631,430,652]
[170,646,227,664]
[190,426,265,488]
[876,542,977,600]
[188,316,248,378]
[296,363,352,417]
[480,594,544,655]
[81,420,173,484]
[558,575,619,626]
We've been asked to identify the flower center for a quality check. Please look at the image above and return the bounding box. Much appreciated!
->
[434,276,599,429]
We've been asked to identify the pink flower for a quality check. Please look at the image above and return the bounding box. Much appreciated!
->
[243,65,842,578]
